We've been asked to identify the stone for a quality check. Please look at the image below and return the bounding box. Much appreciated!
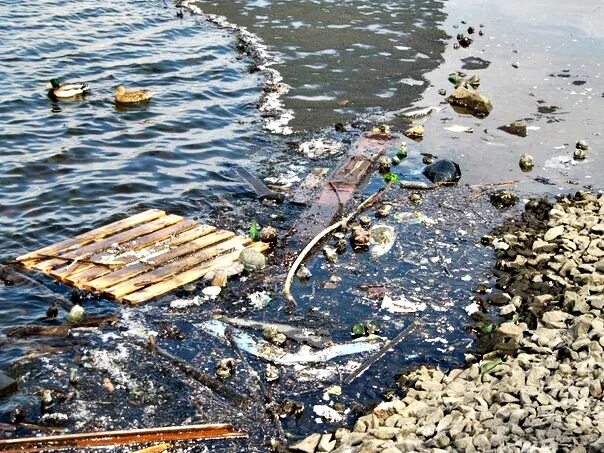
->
[499,121,528,138]
[544,225,565,241]
[542,310,573,329]
[404,124,424,140]
[500,304,517,316]
[532,239,557,253]
[339,432,365,448]
[416,423,436,438]
[446,86,493,117]
[422,159,461,184]
[239,248,266,271]
[371,427,399,440]
[0,371,17,396]
[473,433,491,450]
[317,434,336,452]
[291,433,321,452]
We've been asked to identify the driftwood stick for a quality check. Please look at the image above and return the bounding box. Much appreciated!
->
[143,336,248,407]
[283,185,390,307]
[224,328,286,445]
[0,423,246,452]
[343,319,417,385]
[5,314,120,339]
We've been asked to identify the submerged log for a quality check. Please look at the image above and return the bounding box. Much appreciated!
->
[5,314,119,339]
[0,423,246,452]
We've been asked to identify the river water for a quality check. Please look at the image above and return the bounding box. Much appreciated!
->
[0,0,603,450]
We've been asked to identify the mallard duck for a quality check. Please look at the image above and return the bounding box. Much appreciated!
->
[114,85,154,104]
[47,78,91,99]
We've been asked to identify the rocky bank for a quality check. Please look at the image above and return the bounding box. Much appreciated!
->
[291,191,604,452]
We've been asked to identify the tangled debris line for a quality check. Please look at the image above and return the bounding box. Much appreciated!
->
[283,185,392,308]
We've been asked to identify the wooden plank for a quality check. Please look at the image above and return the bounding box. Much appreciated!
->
[63,220,205,286]
[83,229,233,291]
[105,235,250,300]
[16,209,165,262]
[290,135,391,245]
[45,215,184,279]
[122,242,268,304]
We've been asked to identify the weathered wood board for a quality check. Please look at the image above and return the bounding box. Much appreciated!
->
[15,209,268,305]
[289,134,393,245]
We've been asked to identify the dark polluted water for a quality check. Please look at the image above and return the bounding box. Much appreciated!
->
[1,0,603,450]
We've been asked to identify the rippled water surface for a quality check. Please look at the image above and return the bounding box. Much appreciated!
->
[0,0,268,337]
[189,0,448,130]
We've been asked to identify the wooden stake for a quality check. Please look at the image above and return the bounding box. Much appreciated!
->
[0,423,246,452]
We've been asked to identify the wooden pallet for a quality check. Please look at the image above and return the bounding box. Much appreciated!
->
[15,209,268,305]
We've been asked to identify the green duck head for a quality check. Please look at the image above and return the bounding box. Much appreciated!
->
[47,78,61,89]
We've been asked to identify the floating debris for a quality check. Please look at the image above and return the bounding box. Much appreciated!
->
[313,405,343,423]
[489,190,519,209]
[444,125,474,133]
[248,291,272,310]
[573,148,587,160]
[200,320,382,365]
[369,225,396,258]
[298,139,343,159]
[296,264,312,280]
[202,286,221,299]
[381,295,427,314]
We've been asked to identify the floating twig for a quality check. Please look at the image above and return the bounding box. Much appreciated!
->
[0,423,246,452]
[142,336,248,407]
[224,327,286,445]
[283,185,391,307]
[343,319,417,384]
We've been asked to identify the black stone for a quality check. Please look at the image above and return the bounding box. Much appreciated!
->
[0,371,17,396]
[422,159,461,184]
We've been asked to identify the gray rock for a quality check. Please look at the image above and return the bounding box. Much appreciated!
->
[416,423,436,438]
[239,248,266,271]
[473,433,491,450]
[370,427,399,440]
[533,239,557,253]
[500,304,517,316]
[0,371,17,396]
[544,225,565,241]
[339,432,365,448]
[318,434,336,452]
[291,433,321,452]
[446,86,493,117]
[542,310,573,329]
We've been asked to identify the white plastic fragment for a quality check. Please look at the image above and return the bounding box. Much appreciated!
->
[313,405,343,423]
[202,286,221,299]
[381,295,427,313]
[248,291,271,309]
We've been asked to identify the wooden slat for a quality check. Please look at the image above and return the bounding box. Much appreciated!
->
[105,235,250,300]
[63,219,205,286]
[83,229,232,291]
[16,209,165,262]
[46,215,184,279]
[122,242,269,304]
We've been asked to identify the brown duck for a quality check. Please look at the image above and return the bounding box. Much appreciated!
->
[114,85,154,104]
